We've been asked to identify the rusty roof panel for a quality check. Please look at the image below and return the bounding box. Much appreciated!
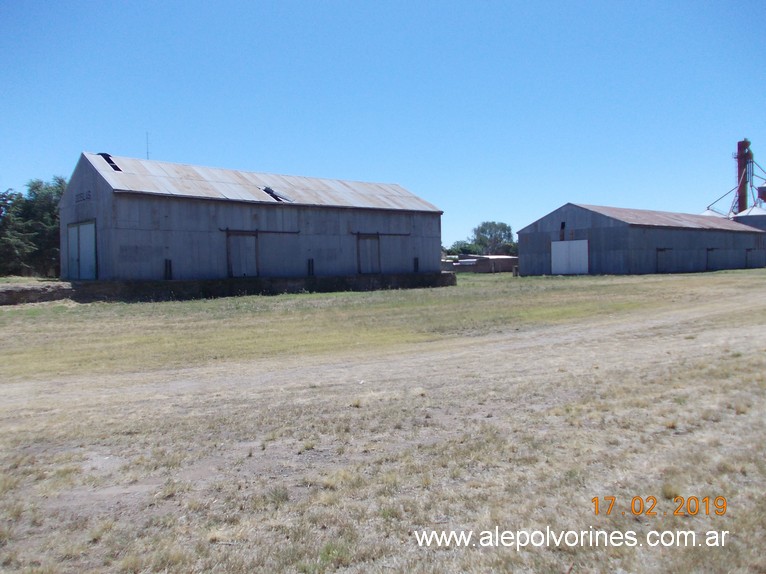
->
[577,204,763,232]
[85,153,440,213]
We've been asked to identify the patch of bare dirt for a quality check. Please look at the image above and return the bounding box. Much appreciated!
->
[1,283,765,572]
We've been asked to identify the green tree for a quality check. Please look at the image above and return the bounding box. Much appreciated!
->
[471,221,517,255]
[0,189,35,275]
[444,239,482,255]
[0,177,66,277]
[19,177,66,276]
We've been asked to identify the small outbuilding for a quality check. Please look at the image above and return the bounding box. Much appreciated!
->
[60,153,443,282]
[518,203,766,275]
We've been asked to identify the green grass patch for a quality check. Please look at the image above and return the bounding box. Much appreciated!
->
[1,270,764,380]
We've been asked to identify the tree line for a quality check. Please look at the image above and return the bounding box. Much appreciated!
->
[443,221,517,256]
[0,177,66,276]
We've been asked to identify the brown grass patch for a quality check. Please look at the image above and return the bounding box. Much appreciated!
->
[1,271,765,572]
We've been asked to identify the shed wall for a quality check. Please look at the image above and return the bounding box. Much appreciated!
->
[61,187,441,280]
[519,204,631,275]
[59,156,115,280]
[519,204,766,275]
[734,215,766,232]
[627,227,765,273]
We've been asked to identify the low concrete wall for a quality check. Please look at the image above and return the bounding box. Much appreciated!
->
[0,272,456,305]
[0,282,75,305]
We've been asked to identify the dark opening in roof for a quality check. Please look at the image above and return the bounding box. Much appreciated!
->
[98,153,122,172]
[262,186,292,203]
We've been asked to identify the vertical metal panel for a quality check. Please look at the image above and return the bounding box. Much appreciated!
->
[78,221,97,279]
[229,234,257,277]
[67,226,79,280]
[656,248,673,273]
[357,235,381,274]
[65,221,97,280]
[259,232,303,277]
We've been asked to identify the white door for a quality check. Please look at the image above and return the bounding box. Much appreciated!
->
[551,240,588,275]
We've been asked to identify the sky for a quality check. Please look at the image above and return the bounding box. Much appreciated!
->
[2,0,765,246]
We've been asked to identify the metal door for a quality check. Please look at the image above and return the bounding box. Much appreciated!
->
[78,222,96,279]
[67,226,79,279]
[656,248,673,274]
[551,240,588,275]
[230,234,257,277]
[357,235,381,274]
[67,221,96,280]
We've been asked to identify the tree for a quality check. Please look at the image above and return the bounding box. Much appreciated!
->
[19,177,66,276]
[444,221,518,256]
[443,239,482,255]
[0,189,35,275]
[0,177,66,276]
[471,221,517,255]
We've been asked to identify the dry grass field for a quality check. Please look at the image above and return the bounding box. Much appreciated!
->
[1,271,765,573]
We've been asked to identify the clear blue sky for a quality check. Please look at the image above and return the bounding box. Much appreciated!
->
[2,0,764,245]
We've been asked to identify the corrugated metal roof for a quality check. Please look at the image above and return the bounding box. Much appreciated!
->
[84,152,441,213]
[576,204,763,232]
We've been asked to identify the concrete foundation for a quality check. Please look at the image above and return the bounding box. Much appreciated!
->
[0,272,456,305]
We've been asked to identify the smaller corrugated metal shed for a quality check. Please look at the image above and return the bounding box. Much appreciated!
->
[83,152,441,213]
[574,204,761,232]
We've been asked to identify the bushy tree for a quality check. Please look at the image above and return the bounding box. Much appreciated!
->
[445,221,517,256]
[443,239,482,256]
[0,177,66,276]
[472,221,516,255]
[19,177,66,275]
[0,189,35,275]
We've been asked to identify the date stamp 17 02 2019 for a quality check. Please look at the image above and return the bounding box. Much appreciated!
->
[592,496,727,517]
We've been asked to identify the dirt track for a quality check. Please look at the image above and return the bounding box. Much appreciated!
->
[1,277,765,573]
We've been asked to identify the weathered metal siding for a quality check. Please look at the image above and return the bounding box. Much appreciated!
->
[582,226,630,274]
[518,231,551,275]
[61,154,442,281]
[627,227,765,273]
[100,194,441,280]
[60,155,115,280]
[734,215,766,232]
[518,204,630,275]
[519,203,766,275]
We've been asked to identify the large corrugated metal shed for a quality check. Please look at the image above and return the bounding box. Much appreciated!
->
[575,204,762,232]
[84,152,441,213]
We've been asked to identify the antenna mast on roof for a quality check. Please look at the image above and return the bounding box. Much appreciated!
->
[146,132,150,160]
